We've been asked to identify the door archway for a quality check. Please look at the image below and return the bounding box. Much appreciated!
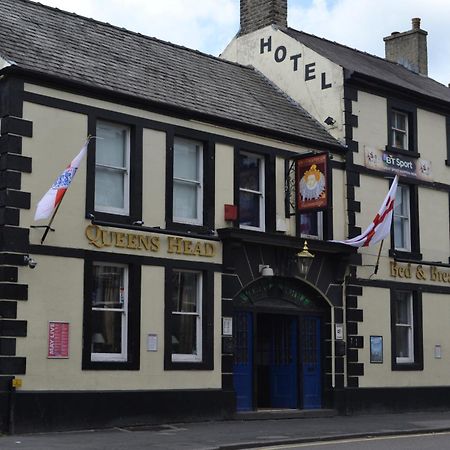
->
[233,276,330,411]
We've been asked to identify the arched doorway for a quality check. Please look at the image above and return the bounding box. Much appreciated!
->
[233,276,329,411]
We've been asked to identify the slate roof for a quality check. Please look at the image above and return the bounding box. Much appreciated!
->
[285,28,450,104]
[0,0,341,148]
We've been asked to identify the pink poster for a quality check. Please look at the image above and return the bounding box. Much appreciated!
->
[48,322,69,358]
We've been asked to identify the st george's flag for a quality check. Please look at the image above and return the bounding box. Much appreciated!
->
[34,141,88,221]
[333,175,399,247]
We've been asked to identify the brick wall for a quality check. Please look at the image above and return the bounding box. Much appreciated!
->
[239,0,287,36]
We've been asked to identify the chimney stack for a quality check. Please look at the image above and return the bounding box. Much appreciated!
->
[384,18,428,76]
[239,0,287,36]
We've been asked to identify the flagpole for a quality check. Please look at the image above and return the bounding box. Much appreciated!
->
[39,192,66,245]
[372,239,384,276]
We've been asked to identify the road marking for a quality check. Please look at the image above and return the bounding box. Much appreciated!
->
[248,431,450,449]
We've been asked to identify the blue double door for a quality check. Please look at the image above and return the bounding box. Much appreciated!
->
[233,312,321,411]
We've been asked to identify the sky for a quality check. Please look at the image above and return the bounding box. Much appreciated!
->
[35,0,449,86]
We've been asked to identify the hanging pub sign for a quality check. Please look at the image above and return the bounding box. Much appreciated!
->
[296,153,329,211]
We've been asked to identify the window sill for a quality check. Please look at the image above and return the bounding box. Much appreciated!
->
[167,221,215,235]
[389,249,423,262]
[385,146,420,159]
[87,210,136,225]
[391,361,423,371]
[82,360,139,370]
[164,360,213,371]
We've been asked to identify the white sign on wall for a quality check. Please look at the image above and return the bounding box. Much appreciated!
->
[222,317,233,336]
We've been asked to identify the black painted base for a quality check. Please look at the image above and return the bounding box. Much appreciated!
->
[335,386,450,415]
[2,388,235,433]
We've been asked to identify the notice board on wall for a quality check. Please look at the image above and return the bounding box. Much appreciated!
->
[48,321,69,359]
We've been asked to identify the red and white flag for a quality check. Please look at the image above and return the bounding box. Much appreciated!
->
[34,141,88,221]
[333,175,399,247]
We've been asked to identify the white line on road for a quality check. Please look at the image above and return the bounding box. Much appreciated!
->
[248,431,450,449]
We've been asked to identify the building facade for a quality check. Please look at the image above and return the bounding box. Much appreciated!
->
[223,0,450,414]
[0,0,354,432]
[0,0,449,433]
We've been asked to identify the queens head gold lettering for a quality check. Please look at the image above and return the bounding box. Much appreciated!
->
[86,225,214,257]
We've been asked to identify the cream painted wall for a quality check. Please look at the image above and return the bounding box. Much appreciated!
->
[355,174,392,279]
[222,26,345,142]
[419,188,450,262]
[16,258,221,390]
[417,109,448,183]
[142,128,166,228]
[359,288,450,387]
[16,256,85,390]
[275,156,290,233]
[22,101,222,263]
[356,178,450,283]
[215,143,235,230]
[332,168,346,241]
[24,83,317,156]
[352,92,387,167]
[22,102,88,248]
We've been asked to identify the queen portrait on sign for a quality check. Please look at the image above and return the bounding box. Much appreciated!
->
[299,164,326,201]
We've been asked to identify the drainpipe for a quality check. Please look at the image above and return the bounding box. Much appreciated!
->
[331,307,335,389]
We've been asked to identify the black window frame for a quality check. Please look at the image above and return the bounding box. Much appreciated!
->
[386,99,419,158]
[82,257,141,370]
[164,265,214,370]
[165,128,215,234]
[234,147,276,233]
[390,182,422,261]
[86,114,143,225]
[390,289,423,371]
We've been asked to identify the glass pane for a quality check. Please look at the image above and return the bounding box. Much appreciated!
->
[92,265,125,308]
[394,112,407,130]
[393,130,406,149]
[96,122,127,168]
[300,212,318,236]
[394,217,406,249]
[239,190,260,227]
[395,293,411,325]
[396,326,411,358]
[91,310,123,354]
[172,271,199,312]
[395,187,403,215]
[171,315,197,355]
[174,138,200,181]
[240,154,260,191]
[95,168,125,209]
[173,181,198,220]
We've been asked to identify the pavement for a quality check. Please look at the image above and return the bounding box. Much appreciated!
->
[1,410,450,449]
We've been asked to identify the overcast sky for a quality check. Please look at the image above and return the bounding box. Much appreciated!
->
[36,0,449,86]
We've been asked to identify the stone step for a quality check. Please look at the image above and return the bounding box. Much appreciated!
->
[234,408,337,421]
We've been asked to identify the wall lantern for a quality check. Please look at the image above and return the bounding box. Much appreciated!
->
[259,264,274,277]
[296,241,314,277]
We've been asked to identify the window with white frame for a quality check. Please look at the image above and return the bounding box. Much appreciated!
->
[239,152,265,231]
[171,270,202,362]
[393,184,411,251]
[90,263,128,362]
[393,291,414,364]
[173,137,203,225]
[300,211,323,239]
[95,121,130,215]
[391,110,409,150]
